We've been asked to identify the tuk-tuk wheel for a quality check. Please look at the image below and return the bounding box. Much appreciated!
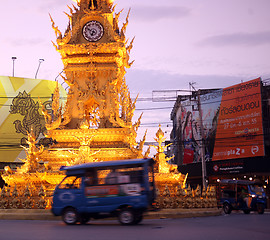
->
[62,207,78,225]
[243,209,250,214]
[257,203,265,214]
[118,208,135,225]
[223,203,232,214]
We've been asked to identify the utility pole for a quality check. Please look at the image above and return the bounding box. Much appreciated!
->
[197,89,207,189]
[189,82,207,189]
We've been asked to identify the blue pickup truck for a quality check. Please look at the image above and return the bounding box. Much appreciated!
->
[51,158,156,225]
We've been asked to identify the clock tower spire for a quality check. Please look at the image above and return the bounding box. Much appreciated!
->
[50,0,134,129]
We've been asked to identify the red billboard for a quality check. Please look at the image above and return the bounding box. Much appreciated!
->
[212,78,264,160]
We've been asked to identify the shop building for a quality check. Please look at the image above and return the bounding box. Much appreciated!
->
[168,78,270,207]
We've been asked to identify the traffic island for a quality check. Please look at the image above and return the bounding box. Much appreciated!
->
[0,208,222,221]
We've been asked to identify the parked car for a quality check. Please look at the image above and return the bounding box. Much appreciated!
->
[51,158,156,225]
[216,179,266,214]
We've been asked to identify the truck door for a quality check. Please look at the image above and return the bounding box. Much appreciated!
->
[54,176,84,211]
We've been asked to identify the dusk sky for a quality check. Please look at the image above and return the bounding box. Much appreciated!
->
[1,0,270,143]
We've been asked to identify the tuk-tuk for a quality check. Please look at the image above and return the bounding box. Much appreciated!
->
[216,179,267,214]
[51,158,156,225]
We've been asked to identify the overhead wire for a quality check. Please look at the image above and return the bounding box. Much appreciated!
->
[0,79,269,133]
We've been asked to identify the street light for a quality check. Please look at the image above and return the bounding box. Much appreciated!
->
[11,57,17,77]
[35,59,45,79]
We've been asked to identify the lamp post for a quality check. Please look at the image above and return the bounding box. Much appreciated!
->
[12,57,17,77]
[35,59,45,79]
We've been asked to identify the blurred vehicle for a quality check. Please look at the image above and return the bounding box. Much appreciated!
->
[216,179,267,214]
[51,158,156,225]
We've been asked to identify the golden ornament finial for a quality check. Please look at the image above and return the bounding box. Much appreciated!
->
[72,0,80,4]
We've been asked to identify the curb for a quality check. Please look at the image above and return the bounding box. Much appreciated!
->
[0,208,222,221]
[146,208,222,219]
[0,209,60,221]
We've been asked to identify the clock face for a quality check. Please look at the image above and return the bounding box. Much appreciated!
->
[83,21,104,42]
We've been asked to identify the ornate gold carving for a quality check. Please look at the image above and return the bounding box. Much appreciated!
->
[49,0,136,131]
[17,129,44,174]
[41,83,64,131]
[150,126,217,210]
[153,125,176,174]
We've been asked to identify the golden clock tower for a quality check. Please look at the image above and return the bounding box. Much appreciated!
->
[51,0,134,129]
[41,0,145,168]
[2,1,189,207]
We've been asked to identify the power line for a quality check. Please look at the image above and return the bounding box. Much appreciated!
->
[135,107,173,111]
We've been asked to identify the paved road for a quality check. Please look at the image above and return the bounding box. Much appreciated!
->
[0,212,269,240]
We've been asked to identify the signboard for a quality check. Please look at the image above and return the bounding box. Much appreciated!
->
[213,78,264,160]
[0,76,67,163]
[85,184,141,198]
[176,77,264,164]
[85,185,119,198]
[211,160,245,175]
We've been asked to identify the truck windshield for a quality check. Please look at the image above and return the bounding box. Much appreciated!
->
[58,176,82,189]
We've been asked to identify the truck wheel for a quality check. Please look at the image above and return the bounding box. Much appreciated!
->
[223,203,232,214]
[79,215,90,225]
[118,208,135,225]
[257,203,265,214]
[62,207,78,225]
[134,213,143,224]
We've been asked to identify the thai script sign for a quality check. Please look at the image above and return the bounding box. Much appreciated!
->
[212,78,264,160]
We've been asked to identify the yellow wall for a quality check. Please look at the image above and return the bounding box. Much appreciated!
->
[0,76,67,163]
